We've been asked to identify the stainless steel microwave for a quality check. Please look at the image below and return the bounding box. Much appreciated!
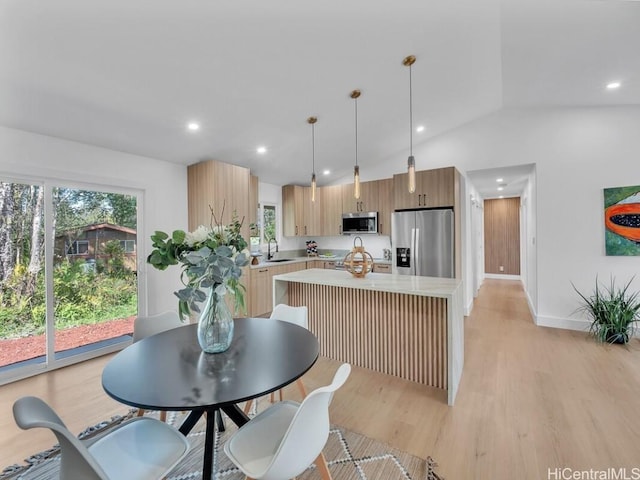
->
[341,212,378,235]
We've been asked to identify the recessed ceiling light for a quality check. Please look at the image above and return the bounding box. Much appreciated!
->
[497,187,504,191]
[187,122,200,131]
[322,169,331,175]
[606,82,621,90]
[416,125,425,133]
[496,178,503,182]
[256,146,267,154]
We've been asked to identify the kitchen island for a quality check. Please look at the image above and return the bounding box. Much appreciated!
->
[273,268,464,405]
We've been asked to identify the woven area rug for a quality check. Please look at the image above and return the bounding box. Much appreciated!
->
[2,408,442,479]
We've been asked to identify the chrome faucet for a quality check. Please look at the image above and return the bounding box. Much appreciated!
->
[267,238,278,260]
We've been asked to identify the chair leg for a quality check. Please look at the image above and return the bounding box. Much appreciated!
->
[314,453,332,480]
[137,408,145,417]
[296,378,308,398]
[243,399,254,415]
[159,410,167,422]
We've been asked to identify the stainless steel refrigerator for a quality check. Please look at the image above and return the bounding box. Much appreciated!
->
[391,209,454,278]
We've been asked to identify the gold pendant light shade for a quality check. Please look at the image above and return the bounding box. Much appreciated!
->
[311,172,317,202]
[407,155,416,193]
[353,166,361,200]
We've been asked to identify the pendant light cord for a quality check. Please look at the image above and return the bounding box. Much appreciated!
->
[409,63,413,157]
[312,122,315,175]
[355,96,358,167]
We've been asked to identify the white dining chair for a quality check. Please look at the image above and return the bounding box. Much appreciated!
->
[225,363,351,480]
[133,311,183,421]
[243,304,309,415]
[13,396,190,480]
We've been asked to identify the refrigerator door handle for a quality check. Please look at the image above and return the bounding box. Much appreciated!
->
[414,227,420,276]
[410,228,416,275]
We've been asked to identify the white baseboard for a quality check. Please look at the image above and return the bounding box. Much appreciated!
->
[536,315,640,338]
[464,298,473,317]
[524,286,537,322]
[484,273,521,280]
[536,315,590,332]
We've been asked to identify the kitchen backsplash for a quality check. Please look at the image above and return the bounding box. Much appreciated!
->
[272,235,391,260]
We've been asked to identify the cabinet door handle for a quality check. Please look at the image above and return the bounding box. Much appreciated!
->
[422,193,427,206]
[339,225,342,234]
[418,194,422,206]
[305,226,308,235]
[259,268,268,272]
[295,226,298,235]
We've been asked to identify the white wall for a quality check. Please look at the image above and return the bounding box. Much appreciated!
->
[464,180,484,314]
[410,106,640,329]
[0,126,188,316]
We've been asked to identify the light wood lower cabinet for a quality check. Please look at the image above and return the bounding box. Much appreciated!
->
[248,262,307,316]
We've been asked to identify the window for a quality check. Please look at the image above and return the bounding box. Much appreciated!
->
[120,240,136,252]
[262,204,276,244]
[66,240,89,255]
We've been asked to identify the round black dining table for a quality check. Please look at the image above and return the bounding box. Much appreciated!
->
[102,317,319,480]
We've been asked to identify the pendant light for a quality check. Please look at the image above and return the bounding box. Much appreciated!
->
[351,89,361,200]
[308,116,318,202]
[403,55,416,193]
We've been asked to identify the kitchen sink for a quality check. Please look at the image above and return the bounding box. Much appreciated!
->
[266,258,294,263]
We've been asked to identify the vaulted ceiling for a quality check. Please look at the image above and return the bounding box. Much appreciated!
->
[1,0,638,193]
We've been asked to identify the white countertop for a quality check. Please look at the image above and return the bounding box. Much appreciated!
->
[250,256,391,269]
[273,268,461,298]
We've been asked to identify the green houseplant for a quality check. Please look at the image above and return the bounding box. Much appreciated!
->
[147,207,249,353]
[572,276,640,344]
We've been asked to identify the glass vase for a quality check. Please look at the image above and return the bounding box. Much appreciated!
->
[197,290,234,353]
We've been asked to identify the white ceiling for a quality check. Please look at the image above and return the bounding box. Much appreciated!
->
[0,0,638,196]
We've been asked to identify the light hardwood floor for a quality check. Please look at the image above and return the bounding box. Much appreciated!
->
[2,279,639,479]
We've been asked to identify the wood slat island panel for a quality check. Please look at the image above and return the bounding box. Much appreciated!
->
[273,268,464,405]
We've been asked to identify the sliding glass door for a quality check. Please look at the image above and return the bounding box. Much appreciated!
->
[0,181,47,371]
[0,179,139,383]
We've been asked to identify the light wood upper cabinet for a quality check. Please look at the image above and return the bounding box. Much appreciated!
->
[376,178,392,236]
[303,187,322,236]
[393,167,455,210]
[342,181,378,214]
[282,185,321,237]
[188,160,250,240]
[249,174,259,229]
[282,185,302,237]
[320,185,342,236]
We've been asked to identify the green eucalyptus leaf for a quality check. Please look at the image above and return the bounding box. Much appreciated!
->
[172,230,186,244]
